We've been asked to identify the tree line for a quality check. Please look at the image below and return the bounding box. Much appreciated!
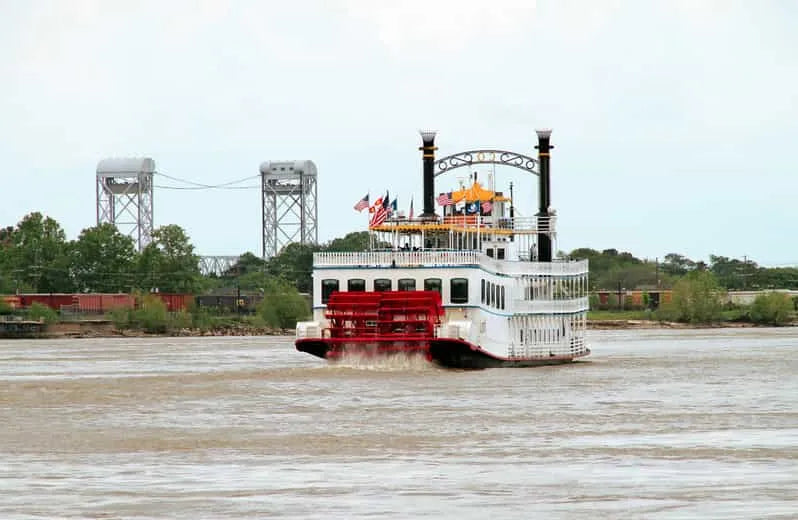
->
[0,213,374,331]
[565,248,798,292]
[4,212,797,296]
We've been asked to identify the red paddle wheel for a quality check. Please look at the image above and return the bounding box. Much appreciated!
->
[295,291,444,360]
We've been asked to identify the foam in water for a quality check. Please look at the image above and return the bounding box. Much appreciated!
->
[328,352,437,371]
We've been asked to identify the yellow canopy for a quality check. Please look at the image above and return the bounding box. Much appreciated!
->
[450,181,510,203]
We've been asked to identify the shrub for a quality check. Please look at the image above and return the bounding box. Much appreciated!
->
[132,293,168,333]
[588,293,600,310]
[109,307,132,330]
[27,302,59,324]
[656,270,723,324]
[0,299,13,315]
[169,310,193,331]
[257,281,310,330]
[749,292,793,325]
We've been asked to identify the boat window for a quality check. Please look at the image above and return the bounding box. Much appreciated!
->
[497,248,505,260]
[500,286,505,309]
[491,283,496,307]
[398,278,416,291]
[486,248,494,258]
[347,278,366,292]
[321,279,339,304]
[450,278,469,304]
[374,279,392,292]
[424,278,442,295]
[481,279,485,303]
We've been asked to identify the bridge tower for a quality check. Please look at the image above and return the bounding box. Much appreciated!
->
[96,157,155,251]
[260,160,318,259]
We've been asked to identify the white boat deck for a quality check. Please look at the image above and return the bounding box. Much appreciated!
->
[314,250,588,276]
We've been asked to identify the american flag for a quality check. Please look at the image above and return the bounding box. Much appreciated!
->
[370,205,388,227]
[437,192,453,206]
[353,193,369,212]
[481,200,492,213]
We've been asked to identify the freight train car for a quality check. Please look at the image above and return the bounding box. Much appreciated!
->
[194,294,263,314]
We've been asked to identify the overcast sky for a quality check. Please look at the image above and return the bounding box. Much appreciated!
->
[1,1,796,265]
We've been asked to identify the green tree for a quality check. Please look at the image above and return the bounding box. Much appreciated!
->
[223,252,267,278]
[710,255,758,290]
[7,213,73,292]
[662,253,696,276]
[71,223,138,292]
[659,270,724,323]
[257,278,310,329]
[266,242,321,293]
[569,247,662,290]
[325,231,371,252]
[749,292,793,325]
[136,225,201,293]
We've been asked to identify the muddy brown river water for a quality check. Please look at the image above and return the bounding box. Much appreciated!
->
[1,328,796,519]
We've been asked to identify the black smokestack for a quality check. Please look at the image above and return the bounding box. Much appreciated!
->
[536,129,553,262]
[419,131,437,219]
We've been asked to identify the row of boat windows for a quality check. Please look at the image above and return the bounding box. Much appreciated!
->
[485,248,505,260]
[321,278,469,304]
[481,279,506,310]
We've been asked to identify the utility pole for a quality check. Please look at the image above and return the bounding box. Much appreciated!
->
[656,257,660,288]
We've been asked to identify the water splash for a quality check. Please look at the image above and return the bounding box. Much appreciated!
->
[328,352,438,372]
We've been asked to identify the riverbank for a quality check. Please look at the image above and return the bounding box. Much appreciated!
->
[3,317,792,340]
[586,319,765,330]
[41,320,290,339]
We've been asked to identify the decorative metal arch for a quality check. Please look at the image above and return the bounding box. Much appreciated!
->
[434,150,538,177]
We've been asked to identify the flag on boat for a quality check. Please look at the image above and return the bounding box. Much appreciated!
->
[481,200,492,213]
[353,193,369,212]
[370,190,390,227]
[465,201,479,214]
[390,198,397,215]
[409,197,414,219]
[437,192,453,206]
[369,196,383,213]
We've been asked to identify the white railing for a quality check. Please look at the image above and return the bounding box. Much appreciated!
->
[479,257,588,276]
[511,296,589,314]
[314,251,588,276]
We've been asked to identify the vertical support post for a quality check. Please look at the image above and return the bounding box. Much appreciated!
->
[261,169,267,259]
[419,131,437,219]
[535,129,553,262]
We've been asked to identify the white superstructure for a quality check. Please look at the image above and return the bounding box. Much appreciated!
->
[305,214,589,362]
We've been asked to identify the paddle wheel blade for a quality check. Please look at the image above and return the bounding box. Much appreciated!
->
[295,291,443,361]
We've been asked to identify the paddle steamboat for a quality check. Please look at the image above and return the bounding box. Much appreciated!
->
[295,129,590,369]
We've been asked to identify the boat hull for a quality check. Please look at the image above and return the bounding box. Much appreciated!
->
[295,337,589,369]
[429,338,589,369]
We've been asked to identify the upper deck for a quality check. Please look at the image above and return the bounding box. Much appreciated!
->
[370,215,555,236]
[314,250,587,277]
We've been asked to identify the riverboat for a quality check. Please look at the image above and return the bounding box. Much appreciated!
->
[295,129,590,369]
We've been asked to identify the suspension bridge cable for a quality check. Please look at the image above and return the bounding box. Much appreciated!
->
[154,184,261,190]
[153,172,260,189]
